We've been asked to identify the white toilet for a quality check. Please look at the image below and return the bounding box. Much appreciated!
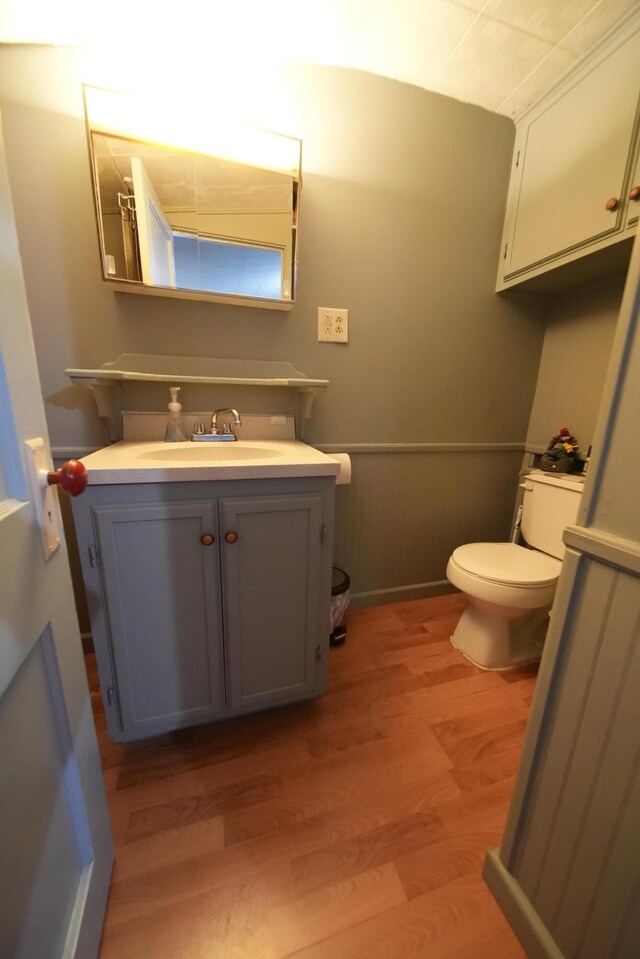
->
[446,470,584,670]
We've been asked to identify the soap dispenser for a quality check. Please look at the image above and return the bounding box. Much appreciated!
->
[164,386,187,442]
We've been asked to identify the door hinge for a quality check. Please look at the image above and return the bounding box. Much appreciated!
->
[88,543,100,568]
[316,645,323,662]
[515,150,520,168]
[503,242,508,261]
[106,686,116,706]
[320,523,327,544]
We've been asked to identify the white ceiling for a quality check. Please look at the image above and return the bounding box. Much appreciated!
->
[281,0,640,117]
[1,0,639,119]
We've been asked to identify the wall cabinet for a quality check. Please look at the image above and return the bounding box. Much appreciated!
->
[72,476,334,741]
[628,145,640,231]
[497,18,640,291]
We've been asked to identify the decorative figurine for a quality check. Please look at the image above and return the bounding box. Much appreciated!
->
[540,426,581,473]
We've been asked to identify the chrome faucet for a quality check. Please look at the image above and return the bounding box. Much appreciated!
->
[211,408,242,437]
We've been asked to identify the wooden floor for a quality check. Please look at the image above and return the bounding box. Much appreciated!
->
[90,593,536,958]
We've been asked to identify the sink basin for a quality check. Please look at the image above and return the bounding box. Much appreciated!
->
[79,439,341,484]
[139,444,282,462]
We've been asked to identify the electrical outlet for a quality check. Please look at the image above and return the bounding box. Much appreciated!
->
[318,307,349,343]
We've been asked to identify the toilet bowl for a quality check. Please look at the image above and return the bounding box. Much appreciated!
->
[447,543,561,669]
[446,471,583,670]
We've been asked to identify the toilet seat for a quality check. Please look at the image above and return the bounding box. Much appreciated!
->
[447,543,560,611]
[451,542,561,587]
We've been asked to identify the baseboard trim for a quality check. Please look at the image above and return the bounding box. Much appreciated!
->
[483,850,565,959]
[349,580,457,609]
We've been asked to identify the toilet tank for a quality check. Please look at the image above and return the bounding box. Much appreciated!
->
[520,470,584,559]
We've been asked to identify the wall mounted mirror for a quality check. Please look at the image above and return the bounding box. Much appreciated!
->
[84,86,301,311]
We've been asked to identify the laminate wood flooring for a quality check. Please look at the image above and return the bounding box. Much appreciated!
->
[90,593,535,958]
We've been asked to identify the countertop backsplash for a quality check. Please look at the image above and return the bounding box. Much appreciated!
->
[122,411,296,443]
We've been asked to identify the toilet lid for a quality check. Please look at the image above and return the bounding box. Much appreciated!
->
[451,542,561,587]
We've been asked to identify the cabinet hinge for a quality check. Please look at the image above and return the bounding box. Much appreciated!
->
[515,150,520,169]
[316,645,323,662]
[106,686,116,706]
[320,523,327,544]
[88,543,100,568]
[503,242,508,261]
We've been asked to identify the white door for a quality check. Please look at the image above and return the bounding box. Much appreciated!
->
[486,238,640,954]
[0,115,113,956]
[131,156,176,287]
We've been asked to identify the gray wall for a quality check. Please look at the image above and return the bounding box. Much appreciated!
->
[526,275,624,455]
[0,46,547,607]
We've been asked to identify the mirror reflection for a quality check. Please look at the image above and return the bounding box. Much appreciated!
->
[88,127,300,305]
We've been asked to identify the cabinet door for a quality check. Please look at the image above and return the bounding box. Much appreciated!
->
[507,28,640,277]
[627,144,640,229]
[220,494,325,710]
[94,501,225,738]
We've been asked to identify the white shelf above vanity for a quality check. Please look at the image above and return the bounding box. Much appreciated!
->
[66,353,329,389]
[66,353,329,441]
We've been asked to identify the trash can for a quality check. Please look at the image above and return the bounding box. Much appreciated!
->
[330,566,350,646]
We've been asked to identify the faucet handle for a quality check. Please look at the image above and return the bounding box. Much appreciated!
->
[193,422,205,434]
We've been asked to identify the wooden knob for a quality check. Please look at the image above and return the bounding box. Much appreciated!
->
[225,531,238,544]
[47,459,88,496]
[200,534,214,546]
[605,197,619,211]
[629,186,640,202]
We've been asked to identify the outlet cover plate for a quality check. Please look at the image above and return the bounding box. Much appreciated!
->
[318,307,348,343]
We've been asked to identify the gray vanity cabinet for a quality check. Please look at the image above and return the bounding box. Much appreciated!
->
[220,494,324,707]
[73,477,334,742]
[220,494,324,711]
[92,500,226,740]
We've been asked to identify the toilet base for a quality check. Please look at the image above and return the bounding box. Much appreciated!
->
[450,601,550,671]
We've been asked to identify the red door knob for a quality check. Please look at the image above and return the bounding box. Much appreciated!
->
[47,459,88,496]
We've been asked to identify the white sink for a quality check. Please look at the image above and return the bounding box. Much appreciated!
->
[139,444,281,462]
[79,440,341,484]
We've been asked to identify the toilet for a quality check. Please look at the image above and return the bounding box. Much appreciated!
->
[446,470,584,670]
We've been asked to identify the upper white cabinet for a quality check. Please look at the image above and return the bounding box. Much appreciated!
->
[497,17,640,291]
[628,137,640,231]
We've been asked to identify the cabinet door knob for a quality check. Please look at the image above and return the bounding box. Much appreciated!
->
[225,531,238,544]
[629,186,640,202]
[201,534,215,546]
[605,197,619,211]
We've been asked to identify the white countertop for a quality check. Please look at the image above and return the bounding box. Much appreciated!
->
[80,440,340,485]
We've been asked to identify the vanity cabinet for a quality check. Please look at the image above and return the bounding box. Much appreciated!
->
[219,494,325,712]
[497,17,640,291]
[73,477,334,741]
[92,499,226,740]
